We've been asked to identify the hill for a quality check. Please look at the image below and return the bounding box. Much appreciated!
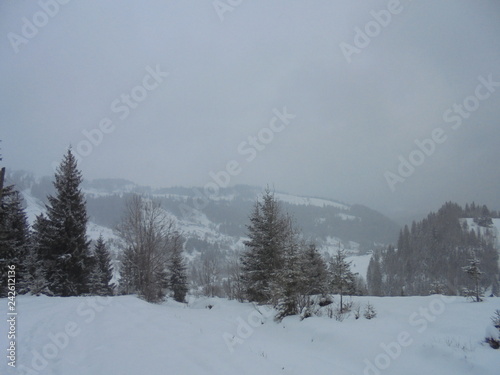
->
[6,171,400,284]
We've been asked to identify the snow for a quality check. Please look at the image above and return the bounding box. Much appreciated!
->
[347,254,373,279]
[20,190,45,225]
[2,295,499,375]
[337,212,358,221]
[274,193,350,210]
[320,237,361,257]
[461,218,500,246]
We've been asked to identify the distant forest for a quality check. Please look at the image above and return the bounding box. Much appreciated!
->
[367,202,499,297]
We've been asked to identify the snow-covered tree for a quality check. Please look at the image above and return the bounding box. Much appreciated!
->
[89,235,115,296]
[118,246,137,295]
[363,302,377,319]
[241,188,288,303]
[367,254,383,296]
[168,232,188,302]
[462,252,483,302]
[274,220,304,320]
[0,185,30,296]
[329,248,357,313]
[33,149,91,296]
[300,243,328,296]
[116,195,173,302]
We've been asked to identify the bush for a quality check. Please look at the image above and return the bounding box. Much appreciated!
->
[486,309,500,349]
[364,302,377,319]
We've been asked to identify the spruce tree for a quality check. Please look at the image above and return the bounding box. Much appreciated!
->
[168,232,188,302]
[462,252,483,302]
[300,243,328,296]
[118,246,137,295]
[34,149,91,296]
[0,185,30,296]
[329,248,356,313]
[89,235,115,296]
[274,219,304,320]
[241,189,288,303]
[367,254,383,296]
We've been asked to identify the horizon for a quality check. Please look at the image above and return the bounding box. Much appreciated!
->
[5,165,499,227]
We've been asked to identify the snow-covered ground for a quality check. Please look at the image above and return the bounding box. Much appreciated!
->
[1,295,499,375]
[274,193,350,211]
[347,254,372,278]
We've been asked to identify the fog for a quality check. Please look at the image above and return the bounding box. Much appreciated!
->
[1,0,499,219]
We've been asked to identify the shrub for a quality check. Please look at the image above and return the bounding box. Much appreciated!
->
[364,302,377,319]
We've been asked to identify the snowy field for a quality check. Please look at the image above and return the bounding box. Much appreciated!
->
[1,295,499,375]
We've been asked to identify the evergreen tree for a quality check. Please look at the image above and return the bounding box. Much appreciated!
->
[0,185,30,296]
[241,188,288,303]
[89,235,115,296]
[300,243,328,296]
[367,254,383,296]
[33,149,91,296]
[168,232,188,302]
[375,202,499,296]
[329,247,356,313]
[462,252,483,302]
[118,246,137,295]
[274,219,304,320]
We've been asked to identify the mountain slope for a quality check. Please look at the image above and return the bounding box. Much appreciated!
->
[8,171,400,283]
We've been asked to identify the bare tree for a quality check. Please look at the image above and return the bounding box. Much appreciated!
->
[116,195,174,302]
[200,253,221,297]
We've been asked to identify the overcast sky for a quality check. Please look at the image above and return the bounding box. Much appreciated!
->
[1,0,499,219]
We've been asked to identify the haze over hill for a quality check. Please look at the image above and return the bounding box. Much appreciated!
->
[7,170,400,255]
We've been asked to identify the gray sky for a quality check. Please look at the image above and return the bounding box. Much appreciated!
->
[1,0,499,219]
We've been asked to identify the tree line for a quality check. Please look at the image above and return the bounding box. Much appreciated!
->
[239,188,363,320]
[0,149,188,303]
[367,201,499,298]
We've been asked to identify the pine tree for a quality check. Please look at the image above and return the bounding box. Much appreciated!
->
[0,185,30,296]
[118,246,137,295]
[168,232,188,302]
[462,252,483,302]
[300,243,328,296]
[89,236,114,296]
[241,189,288,303]
[329,247,357,313]
[274,220,304,320]
[33,149,91,296]
[367,254,383,296]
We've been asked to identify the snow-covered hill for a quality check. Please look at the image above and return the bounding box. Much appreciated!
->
[10,173,401,282]
[1,294,499,375]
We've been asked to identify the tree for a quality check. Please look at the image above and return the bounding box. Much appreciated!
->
[199,253,222,297]
[118,245,137,295]
[300,243,328,296]
[329,247,357,313]
[0,185,30,296]
[33,149,91,296]
[116,195,173,302]
[274,219,304,320]
[462,252,483,302]
[168,232,188,302]
[367,254,383,296]
[241,188,289,303]
[89,235,115,296]
[224,254,244,302]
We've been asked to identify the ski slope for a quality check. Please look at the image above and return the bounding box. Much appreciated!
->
[1,295,499,375]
